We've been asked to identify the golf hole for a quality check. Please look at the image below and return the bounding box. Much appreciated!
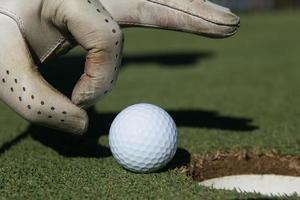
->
[183,150,300,196]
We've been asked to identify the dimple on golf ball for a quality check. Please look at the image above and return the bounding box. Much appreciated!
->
[109,103,177,173]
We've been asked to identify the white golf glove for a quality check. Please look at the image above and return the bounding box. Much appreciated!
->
[0,0,239,134]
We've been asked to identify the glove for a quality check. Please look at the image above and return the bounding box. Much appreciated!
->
[0,0,239,135]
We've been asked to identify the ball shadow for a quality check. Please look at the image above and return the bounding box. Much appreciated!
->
[158,148,191,172]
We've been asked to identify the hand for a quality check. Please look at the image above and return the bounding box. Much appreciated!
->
[0,0,239,135]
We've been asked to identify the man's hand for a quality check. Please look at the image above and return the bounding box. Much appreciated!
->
[0,0,239,134]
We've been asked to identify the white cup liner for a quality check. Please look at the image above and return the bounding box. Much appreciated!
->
[199,174,300,196]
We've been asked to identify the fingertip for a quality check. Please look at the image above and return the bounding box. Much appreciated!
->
[73,109,89,135]
[71,85,99,110]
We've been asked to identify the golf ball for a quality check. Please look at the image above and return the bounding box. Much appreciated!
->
[109,103,177,173]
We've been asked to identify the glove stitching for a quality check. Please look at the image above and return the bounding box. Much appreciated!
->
[40,36,66,62]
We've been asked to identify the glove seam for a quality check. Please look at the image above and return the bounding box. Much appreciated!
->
[0,7,67,63]
[40,36,66,63]
[119,21,236,37]
[0,7,26,38]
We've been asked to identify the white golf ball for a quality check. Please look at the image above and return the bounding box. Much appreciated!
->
[109,103,177,173]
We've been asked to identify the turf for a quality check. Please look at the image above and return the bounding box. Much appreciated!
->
[0,10,300,199]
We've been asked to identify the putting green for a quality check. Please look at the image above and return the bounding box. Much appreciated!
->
[0,10,299,199]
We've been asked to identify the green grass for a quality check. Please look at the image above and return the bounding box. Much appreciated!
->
[1,10,300,199]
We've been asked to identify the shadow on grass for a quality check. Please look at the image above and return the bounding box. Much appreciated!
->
[122,51,214,67]
[0,52,257,170]
[0,107,257,159]
[86,108,258,138]
[38,51,214,98]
